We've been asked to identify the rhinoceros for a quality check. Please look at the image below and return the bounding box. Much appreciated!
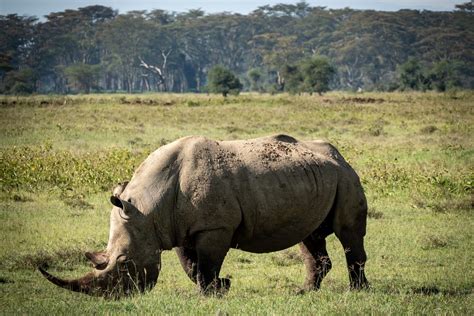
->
[39,134,369,297]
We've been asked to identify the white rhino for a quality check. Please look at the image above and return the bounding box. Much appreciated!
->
[40,134,369,297]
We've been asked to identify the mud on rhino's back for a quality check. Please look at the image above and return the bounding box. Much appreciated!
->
[177,135,340,253]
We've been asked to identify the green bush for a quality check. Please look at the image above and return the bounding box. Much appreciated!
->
[207,65,242,97]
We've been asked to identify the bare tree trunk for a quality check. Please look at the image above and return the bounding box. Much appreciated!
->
[143,76,150,91]
[139,49,172,92]
[196,66,202,92]
[277,71,285,91]
[127,77,132,93]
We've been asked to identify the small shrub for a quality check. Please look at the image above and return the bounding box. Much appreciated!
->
[368,124,384,136]
[420,235,448,250]
[186,100,201,107]
[420,125,438,134]
[61,191,93,210]
[236,257,252,264]
[412,286,441,295]
[128,137,143,146]
[12,193,34,202]
[367,207,384,219]
[271,250,301,266]
[429,196,473,213]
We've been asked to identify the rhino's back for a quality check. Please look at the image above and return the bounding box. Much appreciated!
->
[176,134,339,252]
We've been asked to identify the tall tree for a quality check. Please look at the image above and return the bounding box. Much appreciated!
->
[455,2,474,13]
[429,60,464,91]
[0,14,37,93]
[247,68,263,92]
[2,4,473,93]
[398,58,426,90]
[100,11,150,92]
[63,63,101,93]
[32,6,116,92]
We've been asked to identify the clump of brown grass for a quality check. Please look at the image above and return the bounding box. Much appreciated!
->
[420,125,438,134]
[367,207,384,219]
[420,235,448,250]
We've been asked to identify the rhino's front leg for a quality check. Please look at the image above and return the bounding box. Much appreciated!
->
[195,229,232,295]
[176,246,198,284]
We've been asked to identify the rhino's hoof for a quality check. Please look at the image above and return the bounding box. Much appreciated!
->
[220,278,231,291]
[350,281,370,291]
[296,284,320,295]
[295,288,307,295]
[202,278,231,296]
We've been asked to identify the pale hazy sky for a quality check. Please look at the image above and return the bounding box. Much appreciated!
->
[0,0,462,18]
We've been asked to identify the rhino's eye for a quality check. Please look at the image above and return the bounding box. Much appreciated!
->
[116,254,128,262]
[118,259,135,273]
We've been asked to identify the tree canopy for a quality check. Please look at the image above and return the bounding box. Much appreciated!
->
[207,65,242,97]
[0,2,472,94]
[300,56,335,95]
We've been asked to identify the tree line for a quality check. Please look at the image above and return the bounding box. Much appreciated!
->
[1,2,473,94]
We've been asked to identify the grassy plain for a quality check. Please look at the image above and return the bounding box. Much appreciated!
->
[0,92,473,314]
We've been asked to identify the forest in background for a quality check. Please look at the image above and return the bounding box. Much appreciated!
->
[1,1,473,94]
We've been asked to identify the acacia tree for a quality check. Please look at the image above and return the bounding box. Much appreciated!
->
[251,33,302,91]
[207,65,242,97]
[398,58,426,91]
[2,4,474,93]
[30,6,116,93]
[300,56,335,95]
[428,60,464,91]
[281,64,303,94]
[2,67,36,94]
[0,14,37,93]
[279,56,335,95]
[63,63,101,93]
[247,68,263,92]
[100,11,151,93]
[455,1,474,12]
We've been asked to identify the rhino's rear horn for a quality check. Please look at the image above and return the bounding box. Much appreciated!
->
[38,266,94,294]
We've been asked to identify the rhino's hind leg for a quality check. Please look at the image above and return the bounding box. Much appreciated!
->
[176,247,198,284]
[299,235,332,291]
[336,230,369,290]
[194,229,232,295]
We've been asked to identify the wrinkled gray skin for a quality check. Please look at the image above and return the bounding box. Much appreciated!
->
[40,134,369,297]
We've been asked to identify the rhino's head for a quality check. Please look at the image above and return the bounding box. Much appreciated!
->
[39,182,162,298]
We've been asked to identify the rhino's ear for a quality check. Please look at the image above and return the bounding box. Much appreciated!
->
[110,195,123,208]
[110,196,138,219]
[85,251,109,270]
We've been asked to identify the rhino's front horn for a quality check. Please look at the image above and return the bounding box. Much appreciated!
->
[38,266,95,294]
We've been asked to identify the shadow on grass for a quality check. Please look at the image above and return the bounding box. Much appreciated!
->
[0,276,14,284]
[373,279,473,297]
[410,286,473,296]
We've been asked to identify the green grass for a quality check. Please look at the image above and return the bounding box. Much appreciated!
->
[0,91,473,314]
